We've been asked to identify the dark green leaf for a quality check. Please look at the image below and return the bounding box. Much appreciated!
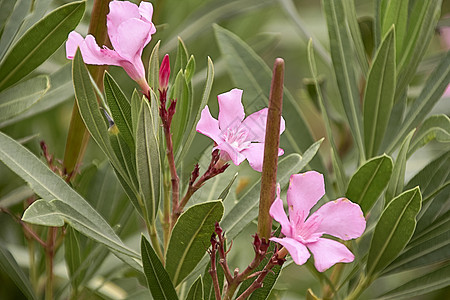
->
[148,41,160,92]
[141,235,179,300]
[0,0,31,60]
[166,200,224,286]
[173,37,188,75]
[186,276,203,300]
[65,226,83,290]
[346,154,393,214]
[170,70,190,152]
[379,0,408,62]
[366,187,422,277]
[0,1,85,91]
[363,27,396,158]
[185,55,196,82]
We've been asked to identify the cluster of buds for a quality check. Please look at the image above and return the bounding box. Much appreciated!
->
[158,54,176,128]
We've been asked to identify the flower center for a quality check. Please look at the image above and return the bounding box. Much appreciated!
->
[293,214,323,244]
[221,126,251,151]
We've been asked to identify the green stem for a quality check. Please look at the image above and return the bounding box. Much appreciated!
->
[162,167,171,250]
[345,275,371,300]
[28,237,37,293]
[149,223,164,265]
[257,58,284,241]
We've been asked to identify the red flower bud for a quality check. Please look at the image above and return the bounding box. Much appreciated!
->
[159,54,170,91]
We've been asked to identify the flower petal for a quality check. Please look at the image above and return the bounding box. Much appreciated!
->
[241,143,264,172]
[307,238,354,272]
[114,18,152,60]
[107,0,140,48]
[287,171,325,223]
[196,106,223,144]
[270,237,310,266]
[312,198,366,240]
[66,32,121,66]
[139,2,156,34]
[218,89,245,130]
[240,108,286,142]
[216,142,246,166]
[269,193,291,237]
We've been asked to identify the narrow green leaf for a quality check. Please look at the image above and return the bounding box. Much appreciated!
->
[385,131,414,204]
[104,72,134,149]
[173,37,189,75]
[323,0,365,161]
[0,244,37,300]
[186,276,203,300]
[0,75,50,122]
[0,1,85,91]
[377,264,450,299]
[170,70,190,152]
[213,25,322,170]
[65,226,83,290]
[0,131,140,263]
[185,55,196,82]
[0,0,31,61]
[0,0,18,31]
[166,200,224,286]
[387,51,450,153]
[177,56,214,164]
[363,27,396,158]
[0,185,34,208]
[366,187,422,277]
[395,0,441,100]
[221,140,322,240]
[131,89,141,136]
[141,236,179,300]
[346,154,393,214]
[0,63,73,128]
[379,0,408,62]
[148,40,160,92]
[136,99,161,224]
[407,114,450,157]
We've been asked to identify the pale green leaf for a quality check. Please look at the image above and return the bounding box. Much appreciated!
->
[0,0,31,60]
[148,41,160,92]
[166,200,224,286]
[408,114,450,157]
[170,70,190,153]
[0,75,49,122]
[186,276,203,300]
[379,0,408,62]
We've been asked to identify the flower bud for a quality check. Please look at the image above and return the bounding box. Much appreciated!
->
[159,54,170,91]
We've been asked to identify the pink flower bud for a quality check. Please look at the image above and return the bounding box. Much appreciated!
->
[159,54,170,91]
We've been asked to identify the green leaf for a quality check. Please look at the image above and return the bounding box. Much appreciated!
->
[379,0,408,62]
[346,154,393,214]
[0,131,140,263]
[0,0,31,61]
[141,236,179,300]
[203,257,224,300]
[323,0,365,161]
[0,0,18,31]
[221,140,322,240]
[407,114,450,157]
[213,25,321,170]
[136,99,161,224]
[148,41,160,92]
[0,244,37,300]
[173,37,189,75]
[177,56,214,164]
[385,131,414,204]
[377,264,450,299]
[104,72,134,149]
[363,27,396,158]
[0,63,73,128]
[185,55,196,82]
[170,70,190,152]
[387,51,450,153]
[186,276,203,300]
[131,89,141,136]
[395,0,441,100]
[65,226,83,290]
[0,75,50,122]
[0,1,85,91]
[366,187,422,277]
[166,200,224,286]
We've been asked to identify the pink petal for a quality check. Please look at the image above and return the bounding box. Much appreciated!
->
[218,89,245,130]
[270,237,310,266]
[139,2,156,31]
[307,238,354,272]
[107,0,140,48]
[312,198,366,240]
[114,18,152,61]
[66,32,121,66]
[269,195,291,237]
[241,143,265,172]
[240,108,286,142]
[216,141,246,166]
[196,106,223,145]
[287,171,325,224]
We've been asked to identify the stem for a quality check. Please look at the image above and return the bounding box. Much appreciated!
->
[162,168,171,250]
[257,58,284,241]
[149,223,164,265]
[322,263,343,299]
[209,241,221,300]
[45,227,57,300]
[164,124,180,229]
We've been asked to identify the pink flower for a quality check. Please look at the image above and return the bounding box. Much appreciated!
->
[270,171,366,272]
[159,54,170,91]
[196,88,285,172]
[65,0,156,94]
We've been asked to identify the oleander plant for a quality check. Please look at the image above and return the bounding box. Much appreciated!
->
[0,0,449,299]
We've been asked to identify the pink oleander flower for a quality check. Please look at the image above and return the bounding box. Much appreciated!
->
[159,54,170,91]
[270,171,366,272]
[65,0,156,94]
[196,88,285,172]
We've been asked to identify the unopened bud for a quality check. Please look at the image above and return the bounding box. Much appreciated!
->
[159,54,170,91]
